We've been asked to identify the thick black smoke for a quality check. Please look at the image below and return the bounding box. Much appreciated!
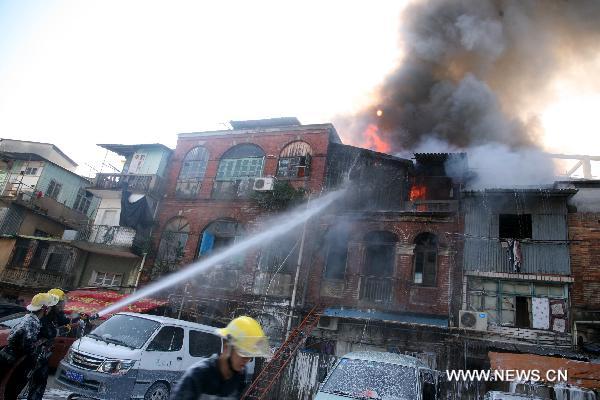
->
[337,0,600,152]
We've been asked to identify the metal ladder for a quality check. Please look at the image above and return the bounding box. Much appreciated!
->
[241,304,324,400]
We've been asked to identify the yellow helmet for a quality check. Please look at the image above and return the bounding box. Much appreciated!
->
[216,316,271,358]
[48,288,66,301]
[27,293,59,312]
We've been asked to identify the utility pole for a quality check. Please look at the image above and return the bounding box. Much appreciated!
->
[286,194,311,338]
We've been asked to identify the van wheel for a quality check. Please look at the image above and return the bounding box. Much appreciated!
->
[144,382,170,400]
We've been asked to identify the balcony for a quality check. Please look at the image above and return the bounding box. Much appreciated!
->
[407,200,458,213]
[92,173,162,194]
[77,225,135,247]
[71,225,147,257]
[361,276,393,303]
[5,191,90,228]
[0,266,72,289]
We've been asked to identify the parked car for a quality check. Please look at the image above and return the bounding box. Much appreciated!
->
[484,391,545,400]
[56,312,223,400]
[315,351,438,400]
[0,302,26,319]
[0,312,77,370]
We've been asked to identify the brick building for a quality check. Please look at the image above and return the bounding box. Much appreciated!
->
[145,118,341,344]
[146,119,469,398]
[557,180,600,351]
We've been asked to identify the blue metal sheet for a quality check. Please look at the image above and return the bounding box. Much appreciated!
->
[323,308,448,327]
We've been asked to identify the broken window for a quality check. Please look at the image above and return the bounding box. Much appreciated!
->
[9,238,30,267]
[361,231,396,303]
[277,141,312,178]
[499,214,532,239]
[515,296,531,328]
[323,222,351,280]
[45,248,71,272]
[156,217,190,268]
[198,219,244,266]
[45,179,62,200]
[176,146,209,199]
[258,233,299,274]
[413,232,437,286]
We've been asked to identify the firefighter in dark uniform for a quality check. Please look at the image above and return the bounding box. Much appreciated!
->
[170,316,271,400]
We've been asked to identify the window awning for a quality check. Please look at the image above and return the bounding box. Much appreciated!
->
[323,308,448,328]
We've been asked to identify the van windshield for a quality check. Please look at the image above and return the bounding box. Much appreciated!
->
[322,358,417,399]
[89,314,160,349]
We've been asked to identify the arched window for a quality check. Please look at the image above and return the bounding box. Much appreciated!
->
[156,217,190,268]
[198,219,244,260]
[364,231,397,277]
[413,232,438,286]
[215,144,265,181]
[361,231,397,303]
[277,141,312,178]
[323,221,351,280]
[176,146,209,199]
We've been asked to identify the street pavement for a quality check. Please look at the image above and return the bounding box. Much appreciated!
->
[43,374,73,400]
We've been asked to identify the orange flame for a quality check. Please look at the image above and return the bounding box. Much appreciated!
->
[361,124,391,153]
[409,185,427,201]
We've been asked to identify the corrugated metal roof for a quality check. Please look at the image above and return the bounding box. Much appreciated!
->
[98,143,173,157]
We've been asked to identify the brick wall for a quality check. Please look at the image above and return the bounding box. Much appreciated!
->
[568,212,600,310]
[305,215,461,316]
[145,126,333,280]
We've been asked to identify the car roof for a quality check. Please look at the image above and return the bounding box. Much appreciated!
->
[342,351,429,368]
[115,312,219,332]
[486,391,544,399]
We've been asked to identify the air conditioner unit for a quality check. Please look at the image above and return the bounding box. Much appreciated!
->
[317,316,338,331]
[459,310,488,331]
[253,177,275,191]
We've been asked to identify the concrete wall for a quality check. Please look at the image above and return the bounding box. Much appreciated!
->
[93,197,122,226]
[19,212,67,237]
[36,162,99,219]
[124,146,171,177]
[77,252,140,289]
[0,238,16,268]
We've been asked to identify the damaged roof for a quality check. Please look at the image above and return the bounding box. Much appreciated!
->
[463,187,578,197]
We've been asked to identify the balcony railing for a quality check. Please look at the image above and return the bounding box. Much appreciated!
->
[0,266,71,289]
[408,200,458,213]
[361,276,393,303]
[9,191,90,228]
[93,173,162,194]
[76,225,136,247]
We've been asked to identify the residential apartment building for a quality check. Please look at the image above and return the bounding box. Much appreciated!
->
[0,139,100,298]
[67,143,172,292]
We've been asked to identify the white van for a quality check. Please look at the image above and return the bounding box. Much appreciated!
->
[56,312,222,400]
[314,351,438,400]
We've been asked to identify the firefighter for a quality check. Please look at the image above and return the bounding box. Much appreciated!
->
[45,288,72,334]
[170,316,271,400]
[0,293,58,399]
[22,289,71,400]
